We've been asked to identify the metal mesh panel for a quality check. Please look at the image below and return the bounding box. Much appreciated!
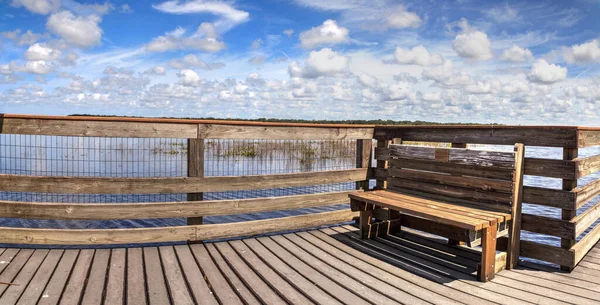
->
[0,134,359,230]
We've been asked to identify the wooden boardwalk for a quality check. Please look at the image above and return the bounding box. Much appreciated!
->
[1,225,600,305]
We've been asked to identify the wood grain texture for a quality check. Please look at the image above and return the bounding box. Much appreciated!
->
[506,145,523,271]
[0,168,367,194]
[199,124,374,140]
[187,138,204,226]
[572,200,600,238]
[387,159,515,180]
[521,214,575,239]
[578,130,600,147]
[0,191,355,220]
[572,220,600,265]
[375,126,579,147]
[523,186,576,210]
[387,168,513,193]
[388,145,515,168]
[498,237,575,267]
[524,158,577,179]
[0,210,357,245]
[577,154,600,178]
[574,178,600,209]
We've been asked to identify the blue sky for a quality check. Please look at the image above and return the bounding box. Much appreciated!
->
[0,0,599,124]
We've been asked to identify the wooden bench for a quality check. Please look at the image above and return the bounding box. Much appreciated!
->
[350,143,525,282]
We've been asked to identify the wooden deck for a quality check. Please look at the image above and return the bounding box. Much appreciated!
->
[1,225,600,305]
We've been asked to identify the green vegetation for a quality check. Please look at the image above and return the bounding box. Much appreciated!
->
[223,145,257,157]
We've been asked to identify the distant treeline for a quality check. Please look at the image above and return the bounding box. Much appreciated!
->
[69,114,495,126]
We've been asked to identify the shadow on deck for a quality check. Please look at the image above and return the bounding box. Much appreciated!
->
[1,225,600,305]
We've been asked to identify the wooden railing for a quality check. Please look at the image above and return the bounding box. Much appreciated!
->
[1,115,600,270]
[0,114,373,245]
[374,125,600,269]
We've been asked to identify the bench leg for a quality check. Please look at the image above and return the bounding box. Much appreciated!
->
[360,209,374,239]
[478,222,498,282]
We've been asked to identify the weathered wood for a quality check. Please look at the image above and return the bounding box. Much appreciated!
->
[522,186,576,210]
[81,249,110,305]
[387,168,513,193]
[389,145,515,168]
[126,248,147,305]
[359,208,374,239]
[375,140,391,189]
[478,222,497,282]
[0,210,357,244]
[562,147,578,271]
[199,124,374,140]
[0,117,198,138]
[187,138,204,226]
[507,143,524,269]
[104,249,125,305]
[524,158,577,179]
[387,159,514,180]
[190,244,244,305]
[0,249,50,304]
[578,129,600,147]
[375,126,579,147]
[159,246,195,305]
[60,249,94,305]
[356,139,373,191]
[0,191,354,220]
[0,168,368,194]
[396,214,473,242]
[574,178,600,209]
[32,250,78,305]
[572,219,600,265]
[497,237,575,267]
[173,245,220,305]
[577,154,600,178]
[573,200,600,238]
[521,214,576,239]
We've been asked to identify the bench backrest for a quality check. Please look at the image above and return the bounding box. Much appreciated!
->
[380,144,525,213]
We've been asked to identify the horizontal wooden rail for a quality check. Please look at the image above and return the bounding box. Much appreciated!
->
[497,237,575,267]
[374,126,579,147]
[0,191,355,220]
[574,178,600,209]
[572,201,600,238]
[577,154,600,178]
[521,214,575,239]
[522,186,576,210]
[0,169,368,194]
[0,118,374,140]
[0,210,358,245]
[572,221,600,265]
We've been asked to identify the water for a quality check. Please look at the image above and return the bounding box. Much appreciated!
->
[1,135,599,254]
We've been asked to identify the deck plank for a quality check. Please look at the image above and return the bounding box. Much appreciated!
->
[12,249,63,305]
[159,246,195,305]
[0,249,21,276]
[228,240,314,304]
[81,249,110,305]
[126,248,147,305]
[190,244,244,305]
[173,245,220,305]
[58,249,94,305]
[0,249,49,304]
[35,250,79,305]
[143,247,171,305]
[242,238,342,305]
[213,242,286,304]
[0,249,35,296]
[104,248,125,305]
[270,234,401,305]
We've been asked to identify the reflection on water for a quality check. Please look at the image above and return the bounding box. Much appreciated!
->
[1,135,599,252]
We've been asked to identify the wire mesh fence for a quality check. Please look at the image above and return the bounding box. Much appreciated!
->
[0,134,361,230]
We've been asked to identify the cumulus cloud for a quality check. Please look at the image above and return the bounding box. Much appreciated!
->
[359,73,378,88]
[59,52,79,66]
[177,69,202,86]
[453,30,493,61]
[564,39,600,64]
[288,48,349,78]
[501,46,534,63]
[145,23,225,52]
[144,66,167,75]
[527,59,567,84]
[152,0,249,31]
[11,0,60,14]
[394,45,443,66]
[46,11,103,48]
[385,6,422,29]
[24,43,62,61]
[299,20,349,49]
[422,60,471,87]
[168,54,225,70]
[19,61,55,74]
[2,29,47,46]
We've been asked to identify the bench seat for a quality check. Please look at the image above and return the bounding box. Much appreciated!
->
[350,190,511,231]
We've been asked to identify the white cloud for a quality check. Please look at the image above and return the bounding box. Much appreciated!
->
[359,73,378,88]
[168,54,225,69]
[527,59,567,84]
[484,4,520,23]
[250,38,262,50]
[385,6,422,29]
[46,11,103,48]
[146,23,225,52]
[144,66,167,75]
[177,69,202,86]
[24,43,62,61]
[1,29,47,46]
[152,0,249,31]
[299,20,349,49]
[11,0,60,14]
[283,29,294,37]
[501,46,534,63]
[59,52,79,66]
[564,40,600,64]
[62,0,114,15]
[248,55,266,64]
[453,30,493,61]
[20,61,54,74]
[120,4,133,13]
[422,60,471,87]
[394,45,443,66]
[288,48,349,78]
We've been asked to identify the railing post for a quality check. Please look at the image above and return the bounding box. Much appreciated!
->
[356,139,373,191]
[561,147,578,270]
[448,143,468,246]
[187,138,204,228]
